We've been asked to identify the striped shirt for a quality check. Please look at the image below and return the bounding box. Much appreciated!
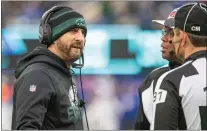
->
[134,62,181,129]
[151,51,207,130]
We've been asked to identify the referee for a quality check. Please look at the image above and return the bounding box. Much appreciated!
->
[134,8,182,129]
[151,2,207,130]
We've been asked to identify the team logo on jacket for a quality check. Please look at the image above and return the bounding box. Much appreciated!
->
[29,85,36,92]
[67,85,81,122]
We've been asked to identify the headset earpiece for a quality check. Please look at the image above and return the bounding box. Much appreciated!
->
[39,5,72,46]
[45,23,52,44]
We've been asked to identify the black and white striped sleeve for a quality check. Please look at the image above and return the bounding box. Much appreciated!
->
[134,74,154,130]
[152,79,180,130]
[134,86,150,130]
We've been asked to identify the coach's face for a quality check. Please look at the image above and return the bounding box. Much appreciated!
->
[160,27,175,60]
[55,28,85,62]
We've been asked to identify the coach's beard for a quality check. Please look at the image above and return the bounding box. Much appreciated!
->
[66,47,83,67]
[58,41,83,62]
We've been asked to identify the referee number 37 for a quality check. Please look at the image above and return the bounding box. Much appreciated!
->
[153,89,167,104]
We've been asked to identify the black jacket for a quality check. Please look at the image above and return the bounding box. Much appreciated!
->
[134,62,181,130]
[11,46,83,130]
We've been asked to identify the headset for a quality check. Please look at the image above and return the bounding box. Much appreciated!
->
[39,5,71,46]
[39,5,85,68]
[39,6,89,130]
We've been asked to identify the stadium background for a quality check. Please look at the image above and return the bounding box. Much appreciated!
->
[2,1,206,130]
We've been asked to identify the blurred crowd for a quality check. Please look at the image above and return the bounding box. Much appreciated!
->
[3,1,207,29]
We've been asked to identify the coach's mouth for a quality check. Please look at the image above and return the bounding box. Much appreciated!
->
[71,46,82,49]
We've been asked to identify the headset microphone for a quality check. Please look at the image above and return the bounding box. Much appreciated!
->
[169,40,181,44]
[72,44,85,68]
[169,50,175,55]
[71,52,89,130]
[168,39,182,56]
[168,40,174,55]
[71,53,84,68]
